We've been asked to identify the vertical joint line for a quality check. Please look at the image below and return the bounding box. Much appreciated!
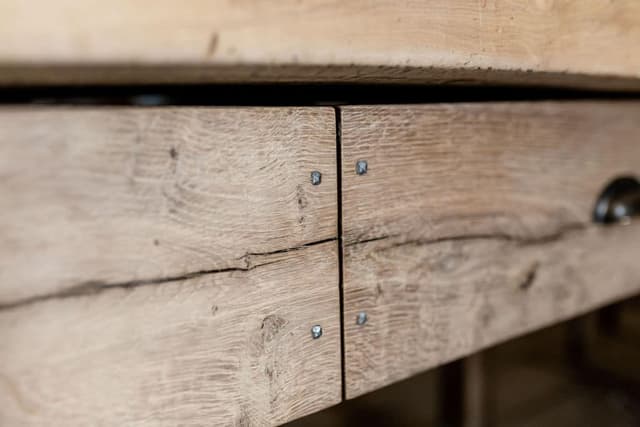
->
[334,106,347,401]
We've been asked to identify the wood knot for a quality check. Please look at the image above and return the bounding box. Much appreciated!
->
[260,314,288,343]
[296,184,308,225]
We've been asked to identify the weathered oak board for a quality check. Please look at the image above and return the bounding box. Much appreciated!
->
[0,241,341,426]
[0,107,337,306]
[340,102,640,398]
[0,1,639,89]
[0,107,340,425]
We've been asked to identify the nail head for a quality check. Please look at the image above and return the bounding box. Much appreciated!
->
[310,170,322,185]
[311,325,323,339]
[356,312,368,325]
[356,160,368,175]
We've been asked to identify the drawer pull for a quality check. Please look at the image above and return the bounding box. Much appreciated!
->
[593,176,640,224]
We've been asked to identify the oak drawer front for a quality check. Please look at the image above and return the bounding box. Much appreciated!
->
[341,102,640,398]
[0,107,340,425]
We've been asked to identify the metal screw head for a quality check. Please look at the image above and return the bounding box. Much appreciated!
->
[311,325,323,339]
[356,160,368,175]
[310,170,322,185]
[356,312,368,325]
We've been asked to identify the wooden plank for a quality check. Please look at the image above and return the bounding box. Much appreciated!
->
[0,241,341,426]
[0,107,337,306]
[0,106,340,424]
[340,102,640,398]
[0,1,639,88]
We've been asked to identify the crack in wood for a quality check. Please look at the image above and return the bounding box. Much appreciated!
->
[237,237,337,268]
[345,222,588,250]
[519,262,539,291]
[0,237,337,312]
[345,233,401,246]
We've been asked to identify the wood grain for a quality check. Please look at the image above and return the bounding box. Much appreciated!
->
[340,102,640,398]
[0,241,341,426]
[0,1,639,88]
[0,106,340,425]
[0,107,336,306]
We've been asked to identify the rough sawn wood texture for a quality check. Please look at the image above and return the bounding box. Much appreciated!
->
[0,107,341,426]
[0,242,341,426]
[0,1,639,89]
[0,107,337,306]
[340,102,640,398]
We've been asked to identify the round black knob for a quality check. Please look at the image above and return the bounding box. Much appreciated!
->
[593,176,640,224]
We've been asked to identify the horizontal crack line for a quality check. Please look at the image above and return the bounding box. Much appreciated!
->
[0,237,337,312]
[345,222,588,249]
[237,237,337,262]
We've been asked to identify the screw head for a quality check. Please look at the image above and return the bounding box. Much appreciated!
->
[311,325,323,339]
[310,170,322,185]
[356,160,368,175]
[356,312,368,325]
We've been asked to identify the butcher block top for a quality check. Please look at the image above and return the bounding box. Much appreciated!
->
[1,0,639,89]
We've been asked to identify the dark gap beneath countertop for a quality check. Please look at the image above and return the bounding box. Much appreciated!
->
[0,83,639,106]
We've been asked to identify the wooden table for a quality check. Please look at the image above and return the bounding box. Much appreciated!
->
[1,2,640,426]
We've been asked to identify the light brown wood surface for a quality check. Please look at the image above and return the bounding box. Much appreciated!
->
[0,107,336,307]
[340,102,640,398]
[0,106,340,425]
[0,241,341,426]
[0,1,639,88]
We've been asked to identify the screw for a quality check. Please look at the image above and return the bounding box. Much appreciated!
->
[356,312,368,325]
[310,170,322,185]
[356,160,368,175]
[311,325,323,339]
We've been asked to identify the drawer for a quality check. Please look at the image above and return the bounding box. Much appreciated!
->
[4,101,640,422]
[0,107,340,425]
[340,102,640,398]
